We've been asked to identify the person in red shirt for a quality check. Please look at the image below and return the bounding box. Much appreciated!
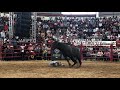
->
[104,51,110,61]
[27,43,35,60]
[116,38,120,47]
[4,24,8,32]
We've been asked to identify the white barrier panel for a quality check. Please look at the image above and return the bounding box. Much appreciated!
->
[73,39,116,46]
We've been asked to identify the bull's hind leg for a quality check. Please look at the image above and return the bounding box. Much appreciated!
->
[76,60,81,68]
[64,57,71,67]
[79,60,82,66]
[70,57,77,67]
[76,57,82,68]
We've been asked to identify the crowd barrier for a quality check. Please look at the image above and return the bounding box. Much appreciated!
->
[0,42,52,61]
[0,41,119,61]
[79,43,119,61]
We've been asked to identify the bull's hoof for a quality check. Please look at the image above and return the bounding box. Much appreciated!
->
[74,66,80,69]
[69,65,73,68]
[75,65,81,68]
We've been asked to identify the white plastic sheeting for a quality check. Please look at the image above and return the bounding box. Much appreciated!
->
[62,12,99,17]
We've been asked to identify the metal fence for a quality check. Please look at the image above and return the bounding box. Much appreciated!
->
[0,40,119,61]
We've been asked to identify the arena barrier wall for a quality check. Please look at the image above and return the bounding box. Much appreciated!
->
[0,41,119,61]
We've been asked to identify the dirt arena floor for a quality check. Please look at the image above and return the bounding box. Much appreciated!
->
[0,60,120,78]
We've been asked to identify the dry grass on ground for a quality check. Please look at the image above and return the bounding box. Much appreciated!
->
[0,60,120,78]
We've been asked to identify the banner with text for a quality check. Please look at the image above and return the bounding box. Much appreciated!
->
[73,39,116,46]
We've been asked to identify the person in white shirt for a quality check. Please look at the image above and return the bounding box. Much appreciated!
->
[20,43,25,60]
[49,61,65,67]
[0,30,5,39]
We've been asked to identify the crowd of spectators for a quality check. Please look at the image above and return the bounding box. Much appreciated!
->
[36,16,120,45]
[35,16,120,61]
[0,16,9,39]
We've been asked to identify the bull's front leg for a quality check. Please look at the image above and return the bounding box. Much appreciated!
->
[67,60,72,67]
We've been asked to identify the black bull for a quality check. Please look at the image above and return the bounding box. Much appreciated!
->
[51,41,82,68]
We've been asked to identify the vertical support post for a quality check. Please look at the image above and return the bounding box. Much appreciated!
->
[80,42,83,60]
[51,41,54,61]
[9,12,14,39]
[31,12,37,43]
[110,44,113,62]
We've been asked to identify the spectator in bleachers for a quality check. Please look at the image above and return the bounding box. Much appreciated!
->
[103,50,110,61]
[47,45,51,60]
[34,44,42,60]
[3,44,13,61]
[42,44,48,60]
[96,50,104,61]
[113,48,118,61]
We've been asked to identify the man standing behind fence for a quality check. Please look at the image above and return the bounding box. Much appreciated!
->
[34,44,42,60]
[96,50,103,61]
[20,43,25,60]
[42,44,48,60]
[104,50,110,61]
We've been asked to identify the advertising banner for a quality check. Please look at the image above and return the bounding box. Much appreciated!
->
[73,39,116,46]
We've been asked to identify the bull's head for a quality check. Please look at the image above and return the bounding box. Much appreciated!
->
[51,35,60,49]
